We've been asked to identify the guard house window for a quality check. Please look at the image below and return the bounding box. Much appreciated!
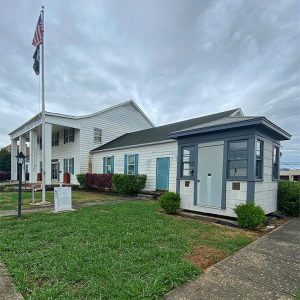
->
[273,146,279,179]
[228,141,248,178]
[52,132,59,146]
[255,139,263,179]
[64,128,74,144]
[181,146,195,177]
[103,156,114,174]
[94,128,102,143]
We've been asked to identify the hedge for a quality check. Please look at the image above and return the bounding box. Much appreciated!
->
[0,171,10,182]
[159,192,180,214]
[278,180,300,217]
[112,174,147,195]
[85,173,113,191]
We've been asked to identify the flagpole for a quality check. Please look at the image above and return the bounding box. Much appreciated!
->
[41,5,46,203]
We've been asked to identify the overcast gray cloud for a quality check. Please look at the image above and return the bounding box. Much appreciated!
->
[0,0,299,167]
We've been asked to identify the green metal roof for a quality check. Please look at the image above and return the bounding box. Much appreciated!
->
[91,108,240,152]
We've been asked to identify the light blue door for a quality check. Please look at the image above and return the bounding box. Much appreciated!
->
[156,158,170,191]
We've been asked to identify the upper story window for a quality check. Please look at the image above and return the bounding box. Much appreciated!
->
[227,140,248,179]
[124,154,139,175]
[181,146,195,177]
[94,128,102,143]
[255,139,263,179]
[64,128,74,144]
[103,156,114,174]
[52,132,59,147]
[273,146,280,180]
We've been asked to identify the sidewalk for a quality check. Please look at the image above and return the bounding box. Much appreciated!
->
[0,263,23,300]
[165,218,300,300]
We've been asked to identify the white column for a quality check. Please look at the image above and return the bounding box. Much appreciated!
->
[19,135,26,181]
[29,130,37,183]
[44,123,52,185]
[10,138,18,181]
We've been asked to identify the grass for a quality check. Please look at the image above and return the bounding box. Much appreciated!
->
[0,190,126,211]
[0,201,256,299]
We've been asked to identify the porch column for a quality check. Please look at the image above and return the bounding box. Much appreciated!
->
[44,123,52,185]
[29,130,37,183]
[19,135,26,181]
[10,138,18,181]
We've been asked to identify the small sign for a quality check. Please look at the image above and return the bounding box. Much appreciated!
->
[185,181,190,187]
[232,182,240,190]
[54,187,72,212]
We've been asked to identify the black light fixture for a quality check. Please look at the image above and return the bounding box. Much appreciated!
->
[15,152,25,217]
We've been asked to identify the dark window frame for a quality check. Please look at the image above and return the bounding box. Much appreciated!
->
[227,140,248,180]
[52,132,59,147]
[255,139,263,179]
[181,146,195,178]
[273,145,280,180]
[94,128,102,143]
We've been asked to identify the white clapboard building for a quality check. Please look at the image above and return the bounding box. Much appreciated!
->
[9,100,291,217]
[9,100,154,185]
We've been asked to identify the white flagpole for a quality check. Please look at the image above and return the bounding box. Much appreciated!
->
[41,6,46,203]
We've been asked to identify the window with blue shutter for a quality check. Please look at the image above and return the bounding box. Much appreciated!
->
[104,156,114,174]
[124,154,138,175]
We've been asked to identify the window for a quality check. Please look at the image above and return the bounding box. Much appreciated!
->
[94,128,102,143]
[64,128,74,144]
[273,146,279,180]
[181,146,195,177]
[255,139,263,179]
[124,154,138,175]
[64,158,74,174]
[52,132,59,146]
[103,156,114,174]
[228,141,248,178]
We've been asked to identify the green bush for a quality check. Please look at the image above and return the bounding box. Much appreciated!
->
[159,192,180,214]
[278,180,300,217]
[234,203,266,229]
[112,174,147,195]
[76,174,86,188]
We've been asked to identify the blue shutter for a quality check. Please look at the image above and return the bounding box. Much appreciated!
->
[124,155,128,174]
[111,156,114,174]
[103,157,106,174]
[72,158,74,174]
[72,129,75,142]
[63,159,66,173]
[64,130,66,144]
[134,154,139,175]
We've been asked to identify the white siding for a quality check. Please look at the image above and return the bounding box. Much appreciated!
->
[79,103,153,174]
[255,138,278,214]
[180,180,247,218]
[92,141,178,191]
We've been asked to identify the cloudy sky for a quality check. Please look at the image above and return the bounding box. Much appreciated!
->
[0,0,299,167]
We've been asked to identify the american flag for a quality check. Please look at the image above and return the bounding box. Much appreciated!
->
[32,14,44,47]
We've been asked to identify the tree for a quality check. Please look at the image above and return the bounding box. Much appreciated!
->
[0,149,11,171]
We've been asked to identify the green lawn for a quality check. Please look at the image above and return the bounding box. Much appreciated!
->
[0,190,126,211]
[0,201,256,299]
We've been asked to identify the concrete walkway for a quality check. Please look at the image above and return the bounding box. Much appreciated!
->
[165,218,300,300]
[0,263,23,300]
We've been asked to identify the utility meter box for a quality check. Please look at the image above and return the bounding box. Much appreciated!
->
[54,187,72,212]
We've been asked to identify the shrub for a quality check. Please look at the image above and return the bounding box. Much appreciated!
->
[76,173,86,188]
[234,203,266,229]
[112,174,147,195]
[159,192,180,214]
[0,171,11,182]
[278,180,300,217]
[85,173,113,191]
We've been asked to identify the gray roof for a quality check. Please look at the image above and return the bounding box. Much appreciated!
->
[172,116,259,134]
[91,108,240,152]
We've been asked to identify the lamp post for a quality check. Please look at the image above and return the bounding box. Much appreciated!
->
[16,152,25,218]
